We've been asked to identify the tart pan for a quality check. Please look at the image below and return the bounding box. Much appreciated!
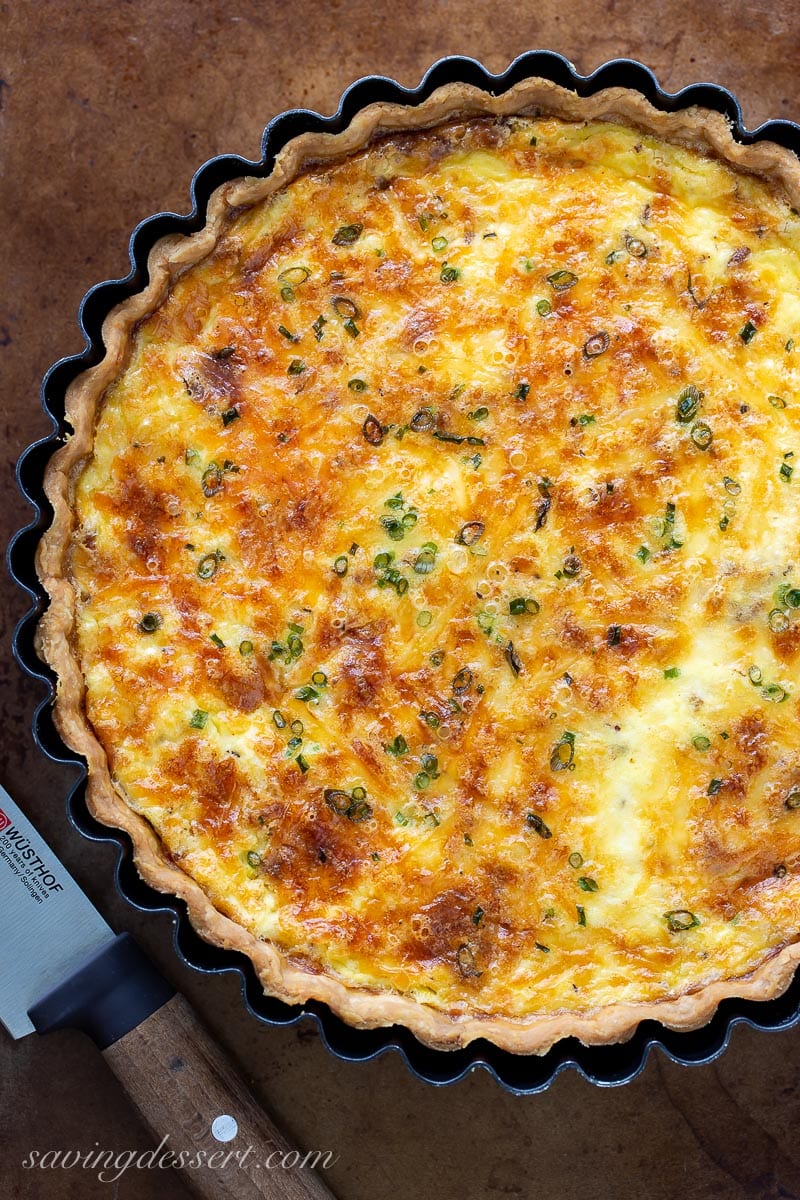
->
[11,50,800,1094]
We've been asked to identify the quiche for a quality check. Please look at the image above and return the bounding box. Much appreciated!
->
[38,79,800,1053]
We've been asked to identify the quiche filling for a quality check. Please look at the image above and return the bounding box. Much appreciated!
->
[69,115,800,1023]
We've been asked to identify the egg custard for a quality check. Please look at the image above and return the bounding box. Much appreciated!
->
[38,80,800,1052]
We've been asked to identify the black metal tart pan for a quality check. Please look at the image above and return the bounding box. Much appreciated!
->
[11,50,800,1094]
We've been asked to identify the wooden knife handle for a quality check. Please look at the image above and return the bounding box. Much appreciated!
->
[103,993,338,1200]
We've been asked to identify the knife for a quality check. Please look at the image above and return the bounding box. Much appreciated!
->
[0,783,337,1200]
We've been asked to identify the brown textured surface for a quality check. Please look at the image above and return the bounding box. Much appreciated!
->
[3,3,800,1198]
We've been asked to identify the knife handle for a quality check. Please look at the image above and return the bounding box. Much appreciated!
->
[29,934,337,1200]
[103,993,337,1200]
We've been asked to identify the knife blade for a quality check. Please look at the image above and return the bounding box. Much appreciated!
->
[0,782,337,1200]
[0,782,113,1038]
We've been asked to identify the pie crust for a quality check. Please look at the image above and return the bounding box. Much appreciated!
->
[36,77,800,1053]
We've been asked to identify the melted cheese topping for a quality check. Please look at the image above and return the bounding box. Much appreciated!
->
[71,117,800,1022]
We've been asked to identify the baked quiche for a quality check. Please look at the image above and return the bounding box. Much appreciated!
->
[38,79,800,1052]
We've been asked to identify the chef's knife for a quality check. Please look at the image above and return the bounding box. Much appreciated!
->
[0,783,337,1200]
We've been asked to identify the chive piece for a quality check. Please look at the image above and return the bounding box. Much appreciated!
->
[785,788,800,810]
[246,849,261,869]
[605,249,624,264]
[526,812,552,839]
[739,320,758,344]
[664,910,700,932]
[469,407,489,422]
[362,414,384,446]
[568,851,583,869]
[787,589,800,609]
[288,358,306,376]
[691,422,713,450]
[189,709,208,729]
[348,378,367,393]
[431,236,448,252]
[708,778,723,795]
[535,942,551,953]
[529,135,538,146]
[420,710,440,728]
[332,223,363,245]
[692,735,711,752]
[290,718,304,735]
[138,612,162,634]
[577,905,587,926]
[536,298,552,316]
[239,640,254,657]
[583,331,610,359]
[676,385,701,423]
[780,461,794,482]
[414,771,430,790]
[221,407,240,427]
[550,731,575,772]
[210,633,225,649]
[295,685,318,703]
[197,552,221,582]
[510,597,540,616]
[278,265,310,288]
[547,269,578,291]
[332,296,360,320]
[417,609,433,627]
[272,710,286,729]
[769,394,788,409]
[456,521,485,546]
[312,315,327,341]
[575,413,596,426]
[386,735,408,757]
[607,624,622,647]
[664,666,680,679]
[311,671,327,687]
[440,263,461,283]
[296,754,310,773]
[769,609,790,633]
[473,905,484,926]
[625,235,647,258]
[277,324,299,343]
[505,642,523,676]
[333,555,349,577]
[563,554,581,577]
[452,667,473,695]
[201,463,223,496]
[636,545,651,564]
[763,683,789,702]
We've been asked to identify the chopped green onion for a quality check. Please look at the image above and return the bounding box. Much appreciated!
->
[769,609,790,633]
[431,236,448,252]
[607,624,622,647]
[780,460,794,482]
[456,521,485,546]
[332,224,363,245]
[221,407,240,426]
[290,718,304,735]
[514,382,530,401]
[414,771,430,790]
[692,735,711,752]
[625,235,647,258]
[785,788,800,810]
[246,850,261,869]
[272,710,286,729]
[287,358,305,376]
[239,640,254,657]
[138,612,162,634]
[708,778,723,795]
[577,905,587,926]
[691,422,713,450]
[295,754,310,773]
[277,324,299,343]
[664,910,700,932]
[583,331,610,359]
[763,682,789,702]
[348,378,367,393]
[578,876,598,892]
[473,906,484,926]
[362,414,384,446]
[452,667,473,694]
[769,394,788,409]
[189,709,208,729]
[386,735,408,757]
[536,298,552,316]
[605,249,625,264]
[469,406,489,421]
[440,263,461,283]
[333,555,349,577]
[416,609,433,627]
[311,671,327,686]
[568,851,583,869]
[550,731,575,772]
[748,665,763,685]
[636,545,651,564]
[509,597,540,615]
[739,320,758,344]
[278,266,310,287]
[526,812,552,839]
[664,666,680,679]
[505,642,523,676]
[676,385,702,423]
[547,269,578,291]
